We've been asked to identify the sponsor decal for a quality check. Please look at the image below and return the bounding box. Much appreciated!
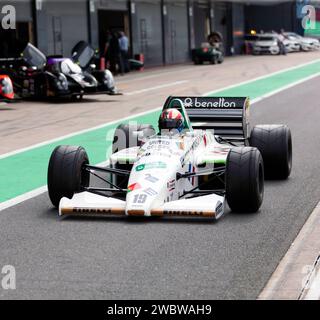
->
[216,202,223,215]
[132,194,147,204]
[71,208,122,214]
[188,164,196,185]
[161,210,215,217]
[149,140,170,146]
[143,188,158,196]
[135,162,167,171]
[183,97,237,109]
[127,183,141,193]
[145,174,159,183]
[167,179,175,192]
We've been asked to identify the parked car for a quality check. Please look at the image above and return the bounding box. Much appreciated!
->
[0,43,83,100]
[192,32,224,65]
[283,32,320,51]
[71,41,118,95]
[283,37,300,53]
[253,35,280,55]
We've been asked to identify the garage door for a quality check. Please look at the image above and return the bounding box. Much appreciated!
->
[133,0,163,66]
[164,1,189,64]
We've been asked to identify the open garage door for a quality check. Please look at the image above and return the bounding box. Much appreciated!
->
[194,1,211,48]
[98,10,130,57]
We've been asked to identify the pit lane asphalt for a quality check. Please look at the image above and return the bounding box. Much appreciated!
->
[1,75,320,300]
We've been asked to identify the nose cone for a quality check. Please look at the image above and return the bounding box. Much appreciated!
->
[125,157,177,216]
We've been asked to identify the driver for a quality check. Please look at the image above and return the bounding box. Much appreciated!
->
[158,108,185,134]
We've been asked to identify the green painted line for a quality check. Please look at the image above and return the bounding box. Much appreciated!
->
[1,61,320,203]
[208,60,320,99]
[0,112,159,202]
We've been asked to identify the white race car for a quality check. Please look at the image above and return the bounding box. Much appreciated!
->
[47,97,292,220]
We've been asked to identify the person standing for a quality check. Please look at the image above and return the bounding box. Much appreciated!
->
[103,30,112,68]
[278,30,287,55]
[118,31,130,75]
[109,31,121,74]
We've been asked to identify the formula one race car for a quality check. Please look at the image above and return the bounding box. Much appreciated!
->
[0,43,74,99]
[0,74,14,101]
[47,96,292,220]
[70,41,118,95]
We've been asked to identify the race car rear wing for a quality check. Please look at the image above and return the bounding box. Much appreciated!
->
[163,96,250,141]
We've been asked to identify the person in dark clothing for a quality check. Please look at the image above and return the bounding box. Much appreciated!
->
[103,30,112,67]
[279,29,287,55]
[109,31,121,74]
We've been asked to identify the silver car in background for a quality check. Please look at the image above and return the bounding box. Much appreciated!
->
[253,35,280,55]
[284,32,320,51]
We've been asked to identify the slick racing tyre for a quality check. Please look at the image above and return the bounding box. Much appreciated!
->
[194,56,203,65]
[112,124,155,188]
[112,123,156,153]
[226,147,264,213]
[210,55,217,64]
[250,125,292,179]
[48,145,89,208]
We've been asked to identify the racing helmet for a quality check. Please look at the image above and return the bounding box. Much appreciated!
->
[158,108,184,133]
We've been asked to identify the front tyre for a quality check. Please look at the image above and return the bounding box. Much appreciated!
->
[47,145,89,207]
[112,123,155,188]
[250,125,292,179]
[226,147,264,213]
[194,56,203,65]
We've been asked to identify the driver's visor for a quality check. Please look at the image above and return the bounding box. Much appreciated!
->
[159,119,180,129]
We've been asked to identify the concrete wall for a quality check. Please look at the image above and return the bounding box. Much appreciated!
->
[163,1,189,64]
[35,0,89,56]
[131,0,163,66]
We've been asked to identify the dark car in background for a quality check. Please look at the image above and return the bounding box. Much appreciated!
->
[0,43,76,100]
[192,32,224,65]
[71,41,118,95]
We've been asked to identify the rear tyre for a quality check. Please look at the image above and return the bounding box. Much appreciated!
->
[112,123,156,188]
[112,123,156,154]
[217,54,224,64]
[226,147,264,213]
[210,55,217,64]
[250,125,292,179]
[47,145,89,208]
[194,56,203,65]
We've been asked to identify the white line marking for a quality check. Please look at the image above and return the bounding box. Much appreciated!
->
[304,264,320,300]
[117,67,197,84]
[0,161,111,211]
[1,58,320,211]
[250,72,320,104]
[126,80,189,95]
[0,186,48,211]
[0,107,161,160]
